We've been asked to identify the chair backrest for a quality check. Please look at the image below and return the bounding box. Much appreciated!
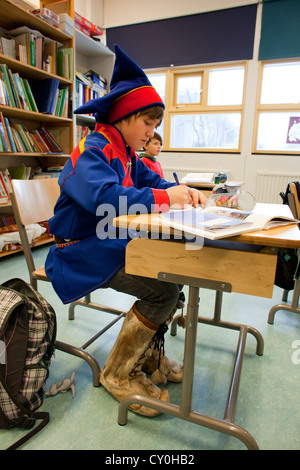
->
[11,178,60,226]
[288,182,300,219]
[10,178,60,286]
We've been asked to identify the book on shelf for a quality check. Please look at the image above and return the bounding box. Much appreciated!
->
[11,123,34,152]
[0,74,7,106]
[4,117,17,152]
[0,112,63,154]
[0,64,38,112]
[32,171,61,179]
[0,215,15,227]
[0,112,12,152]
[1,26,67,76]
[22,79,38,112]
[157,205,300,241]
[76,125,91,143]
[14,32,28,64]
[43,40,57,75]
[12,73,30,111]
[0,64,16,107]
[0,37,16,60]
[8,27,56,72]
[0,172,9,204]
[75,70,107,110]
[37,127,63,153]
[52,87,69,117]
[8,166,31,180]
[31,78,59,114]
[0,168,12,198]
[57,47,74,81]
[35,36,44,70]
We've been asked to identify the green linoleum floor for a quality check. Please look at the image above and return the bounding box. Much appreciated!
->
[0,245,299,450]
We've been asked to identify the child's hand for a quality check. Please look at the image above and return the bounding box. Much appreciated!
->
[167,185,207,209]
[187,187,207,207]
[167,185,192,208]
[167,185,206,209]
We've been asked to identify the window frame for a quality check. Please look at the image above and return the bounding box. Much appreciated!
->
[147,61,247,153]
[253,58,300,155]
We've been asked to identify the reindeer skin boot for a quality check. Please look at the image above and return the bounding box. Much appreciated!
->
[100,303,169,417]
[142,292,185,385]
[142,325,183,385]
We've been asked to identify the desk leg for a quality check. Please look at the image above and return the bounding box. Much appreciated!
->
[118,285,259,450]
[268,277,300,324]
[171,290,264,356]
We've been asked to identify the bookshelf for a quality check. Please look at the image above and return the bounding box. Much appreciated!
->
[75,28,114,132]
[0,0,115,257]
[0,0,75,256]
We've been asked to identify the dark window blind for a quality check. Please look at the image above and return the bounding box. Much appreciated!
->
[259,0,300,60]
[106,5,257,69]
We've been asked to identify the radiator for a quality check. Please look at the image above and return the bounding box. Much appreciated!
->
[255,172,300,203]
[162,167,231,183]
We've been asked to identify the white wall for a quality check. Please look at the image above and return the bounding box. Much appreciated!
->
[100,0,300,200]
[103,0,256,28]
[75,0,104,27]
[22,0,300,198]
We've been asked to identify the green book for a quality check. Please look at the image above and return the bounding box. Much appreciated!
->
[12,73,29,110]
[29,32,36,67]
[58,88,67,116]
[57,47,74,80]
[0,64,16,107]
[23,79,39,112]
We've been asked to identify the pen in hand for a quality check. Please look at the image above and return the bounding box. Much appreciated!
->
[173,172,180,185]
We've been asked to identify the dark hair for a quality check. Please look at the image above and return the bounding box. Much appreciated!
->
[147,132,162,145]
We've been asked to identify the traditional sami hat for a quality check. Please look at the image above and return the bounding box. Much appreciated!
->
[74,45,164,124]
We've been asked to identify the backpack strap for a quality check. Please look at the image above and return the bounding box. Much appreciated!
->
[5,411,50,450]
[0,366,50,450]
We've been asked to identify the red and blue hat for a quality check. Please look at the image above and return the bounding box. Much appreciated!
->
[74,45,164,124]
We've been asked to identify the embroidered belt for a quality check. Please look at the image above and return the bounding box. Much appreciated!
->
[55,236,80,248]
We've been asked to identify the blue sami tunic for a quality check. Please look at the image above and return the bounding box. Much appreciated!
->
[45,123,174,304]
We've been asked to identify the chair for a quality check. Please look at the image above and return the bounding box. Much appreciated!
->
[10,177,125,386]
[268,182,300,323]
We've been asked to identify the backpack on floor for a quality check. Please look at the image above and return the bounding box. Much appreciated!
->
[0,278,56,450]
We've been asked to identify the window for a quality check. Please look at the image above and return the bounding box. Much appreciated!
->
[146,72,166,140]
[147,63,246,152]
[254,60,300,154]
[175,73,202,104]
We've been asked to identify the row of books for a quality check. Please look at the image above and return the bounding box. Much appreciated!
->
[0,65,70,117]
[0,215,15,228]
[0,113,63,154]
[0,27,73,80]
[0,168,11,204]
[0,63,38,112]
[75,70,107,111]
[76,124,92,144]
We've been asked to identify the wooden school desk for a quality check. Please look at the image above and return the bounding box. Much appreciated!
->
[113,204,300,450]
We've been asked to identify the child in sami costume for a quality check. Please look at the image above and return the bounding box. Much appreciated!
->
[45,45,206,416]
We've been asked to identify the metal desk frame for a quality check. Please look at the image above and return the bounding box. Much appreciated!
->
[114,207,300,450]
[118,272,263,450]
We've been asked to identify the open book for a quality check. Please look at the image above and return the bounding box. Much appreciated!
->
[158,205,299,240]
